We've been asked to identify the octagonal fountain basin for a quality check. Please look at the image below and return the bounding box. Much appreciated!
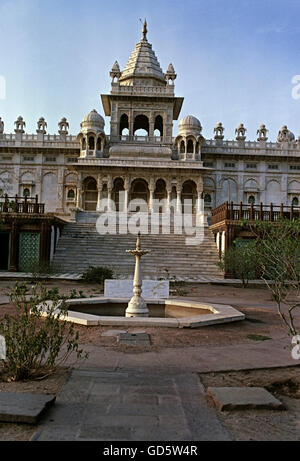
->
[41,297,245,328]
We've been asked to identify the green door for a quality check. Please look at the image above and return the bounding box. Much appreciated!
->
[18,232,40,272]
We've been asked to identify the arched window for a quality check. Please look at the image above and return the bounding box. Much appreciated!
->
[83,177,97,211]
[248,195,255,205]
[119,114,129,136]
[180,140,185,153]
[133,114,149,136]
[67,189,75,200]
[88,136,95,150]
[23,188,30,197]
[187,139,194,154]
[154,115,163,137]
[96,137,101,151]
[113,177,125,211]
[204,193,211,205]
[292,196,299,206]
[181,180,197,214]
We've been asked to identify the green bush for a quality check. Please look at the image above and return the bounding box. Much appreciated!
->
[81,266,114,285]
[218,238,259,287]
[0,283,88,381]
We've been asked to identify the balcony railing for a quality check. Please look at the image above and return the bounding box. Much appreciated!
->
[110,135,170,143]
[0,195,45,214]
[211,201,300,225]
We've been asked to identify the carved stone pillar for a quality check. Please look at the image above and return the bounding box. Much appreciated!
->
[96,176,103,212]
[124,177,130,212]
[197,178,204,215]
[149,178,155,212]
[9,222,19,272]
[176,185,182,213]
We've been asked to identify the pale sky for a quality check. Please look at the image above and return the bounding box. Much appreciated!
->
[0,0,300,140]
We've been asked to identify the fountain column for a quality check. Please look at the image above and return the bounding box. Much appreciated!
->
[125,233,150,317]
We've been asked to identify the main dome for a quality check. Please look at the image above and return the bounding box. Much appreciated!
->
[118,20,166,86]
[178,115,202,135]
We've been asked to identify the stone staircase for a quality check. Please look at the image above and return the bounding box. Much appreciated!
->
[52,213,223,281]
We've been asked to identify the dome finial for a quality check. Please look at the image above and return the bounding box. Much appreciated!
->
[142,18,147,41]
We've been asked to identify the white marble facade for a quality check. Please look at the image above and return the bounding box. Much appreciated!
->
[0,22,299,217]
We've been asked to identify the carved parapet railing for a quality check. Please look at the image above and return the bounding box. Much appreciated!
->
[211,201,229,224]
[0,195,45,214]
[211,201,300,225]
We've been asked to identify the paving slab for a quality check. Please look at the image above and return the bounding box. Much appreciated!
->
[206,386,285,411]
[0,392,56,424]
[33,368,231,441]
[118,332,151,345]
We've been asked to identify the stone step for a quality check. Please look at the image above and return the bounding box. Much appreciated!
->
[52,217,223,280]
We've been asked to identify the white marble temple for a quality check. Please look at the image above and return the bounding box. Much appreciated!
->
[104,279,169,299]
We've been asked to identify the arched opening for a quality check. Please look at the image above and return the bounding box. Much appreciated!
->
[96,137,101,151]
[204,193,212,206]
[112,177,124,211]
[248,195,255,205]
[187,139,194,154]
[133,115,149,137]
[23,188,30,197]
[83,177,97,211]
[67,189,75,200]
[180,140,185,154]
[170,185,177,212]
[119,114,129,136]
[154,115,163,137]
[82,138,86,150]
[181,180,197,214]
[130,178,149,210]
[88,136,95,150]
[154,179,167,212]
[292,196,299,206]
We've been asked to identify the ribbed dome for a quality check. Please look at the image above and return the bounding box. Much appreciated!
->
[178,115,202,135]
[80,109,105,132]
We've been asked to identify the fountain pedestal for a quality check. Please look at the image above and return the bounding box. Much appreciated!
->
[125,233,150,318]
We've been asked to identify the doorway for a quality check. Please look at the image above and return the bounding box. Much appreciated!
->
[0,233,10,270]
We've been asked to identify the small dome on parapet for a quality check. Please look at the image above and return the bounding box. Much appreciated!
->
[111,60,120,72]
[80,109,105,133]
[166,63,175,74]
[277,125,295,142]
[178,115,202,135]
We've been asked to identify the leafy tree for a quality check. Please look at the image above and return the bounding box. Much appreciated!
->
[251,219,300,337]
[218,238,259,287]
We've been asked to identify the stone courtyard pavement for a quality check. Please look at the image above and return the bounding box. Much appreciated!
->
[30,334,298,442]
[32,369,231,441]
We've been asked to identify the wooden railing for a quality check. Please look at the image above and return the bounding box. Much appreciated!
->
[211,201,300,225]
[0,195,45,214]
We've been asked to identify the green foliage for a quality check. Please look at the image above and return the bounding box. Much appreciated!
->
[0,282,88,381]
[68,289,87,299]
[218,238,259,287]
[163,269,188,296]
[81,266,114,285]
